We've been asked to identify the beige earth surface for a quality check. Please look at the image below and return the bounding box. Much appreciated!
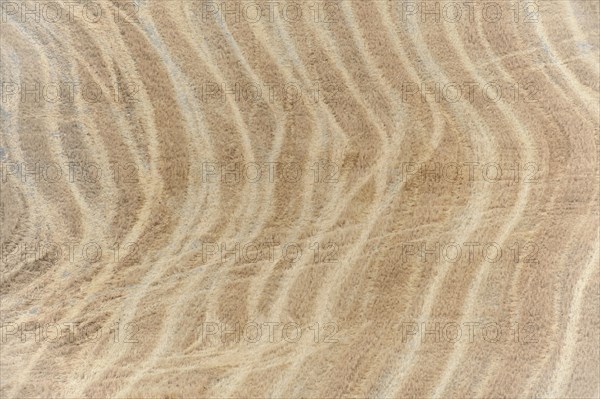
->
[1,0,599,398]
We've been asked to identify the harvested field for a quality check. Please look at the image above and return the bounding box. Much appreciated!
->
[0,1,599,398]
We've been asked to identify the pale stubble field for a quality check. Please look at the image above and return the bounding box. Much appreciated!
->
[0,1,599,398]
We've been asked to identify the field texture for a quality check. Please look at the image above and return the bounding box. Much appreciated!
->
[1,0,599,398]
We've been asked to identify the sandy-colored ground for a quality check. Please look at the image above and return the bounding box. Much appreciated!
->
[1,1,599,398]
